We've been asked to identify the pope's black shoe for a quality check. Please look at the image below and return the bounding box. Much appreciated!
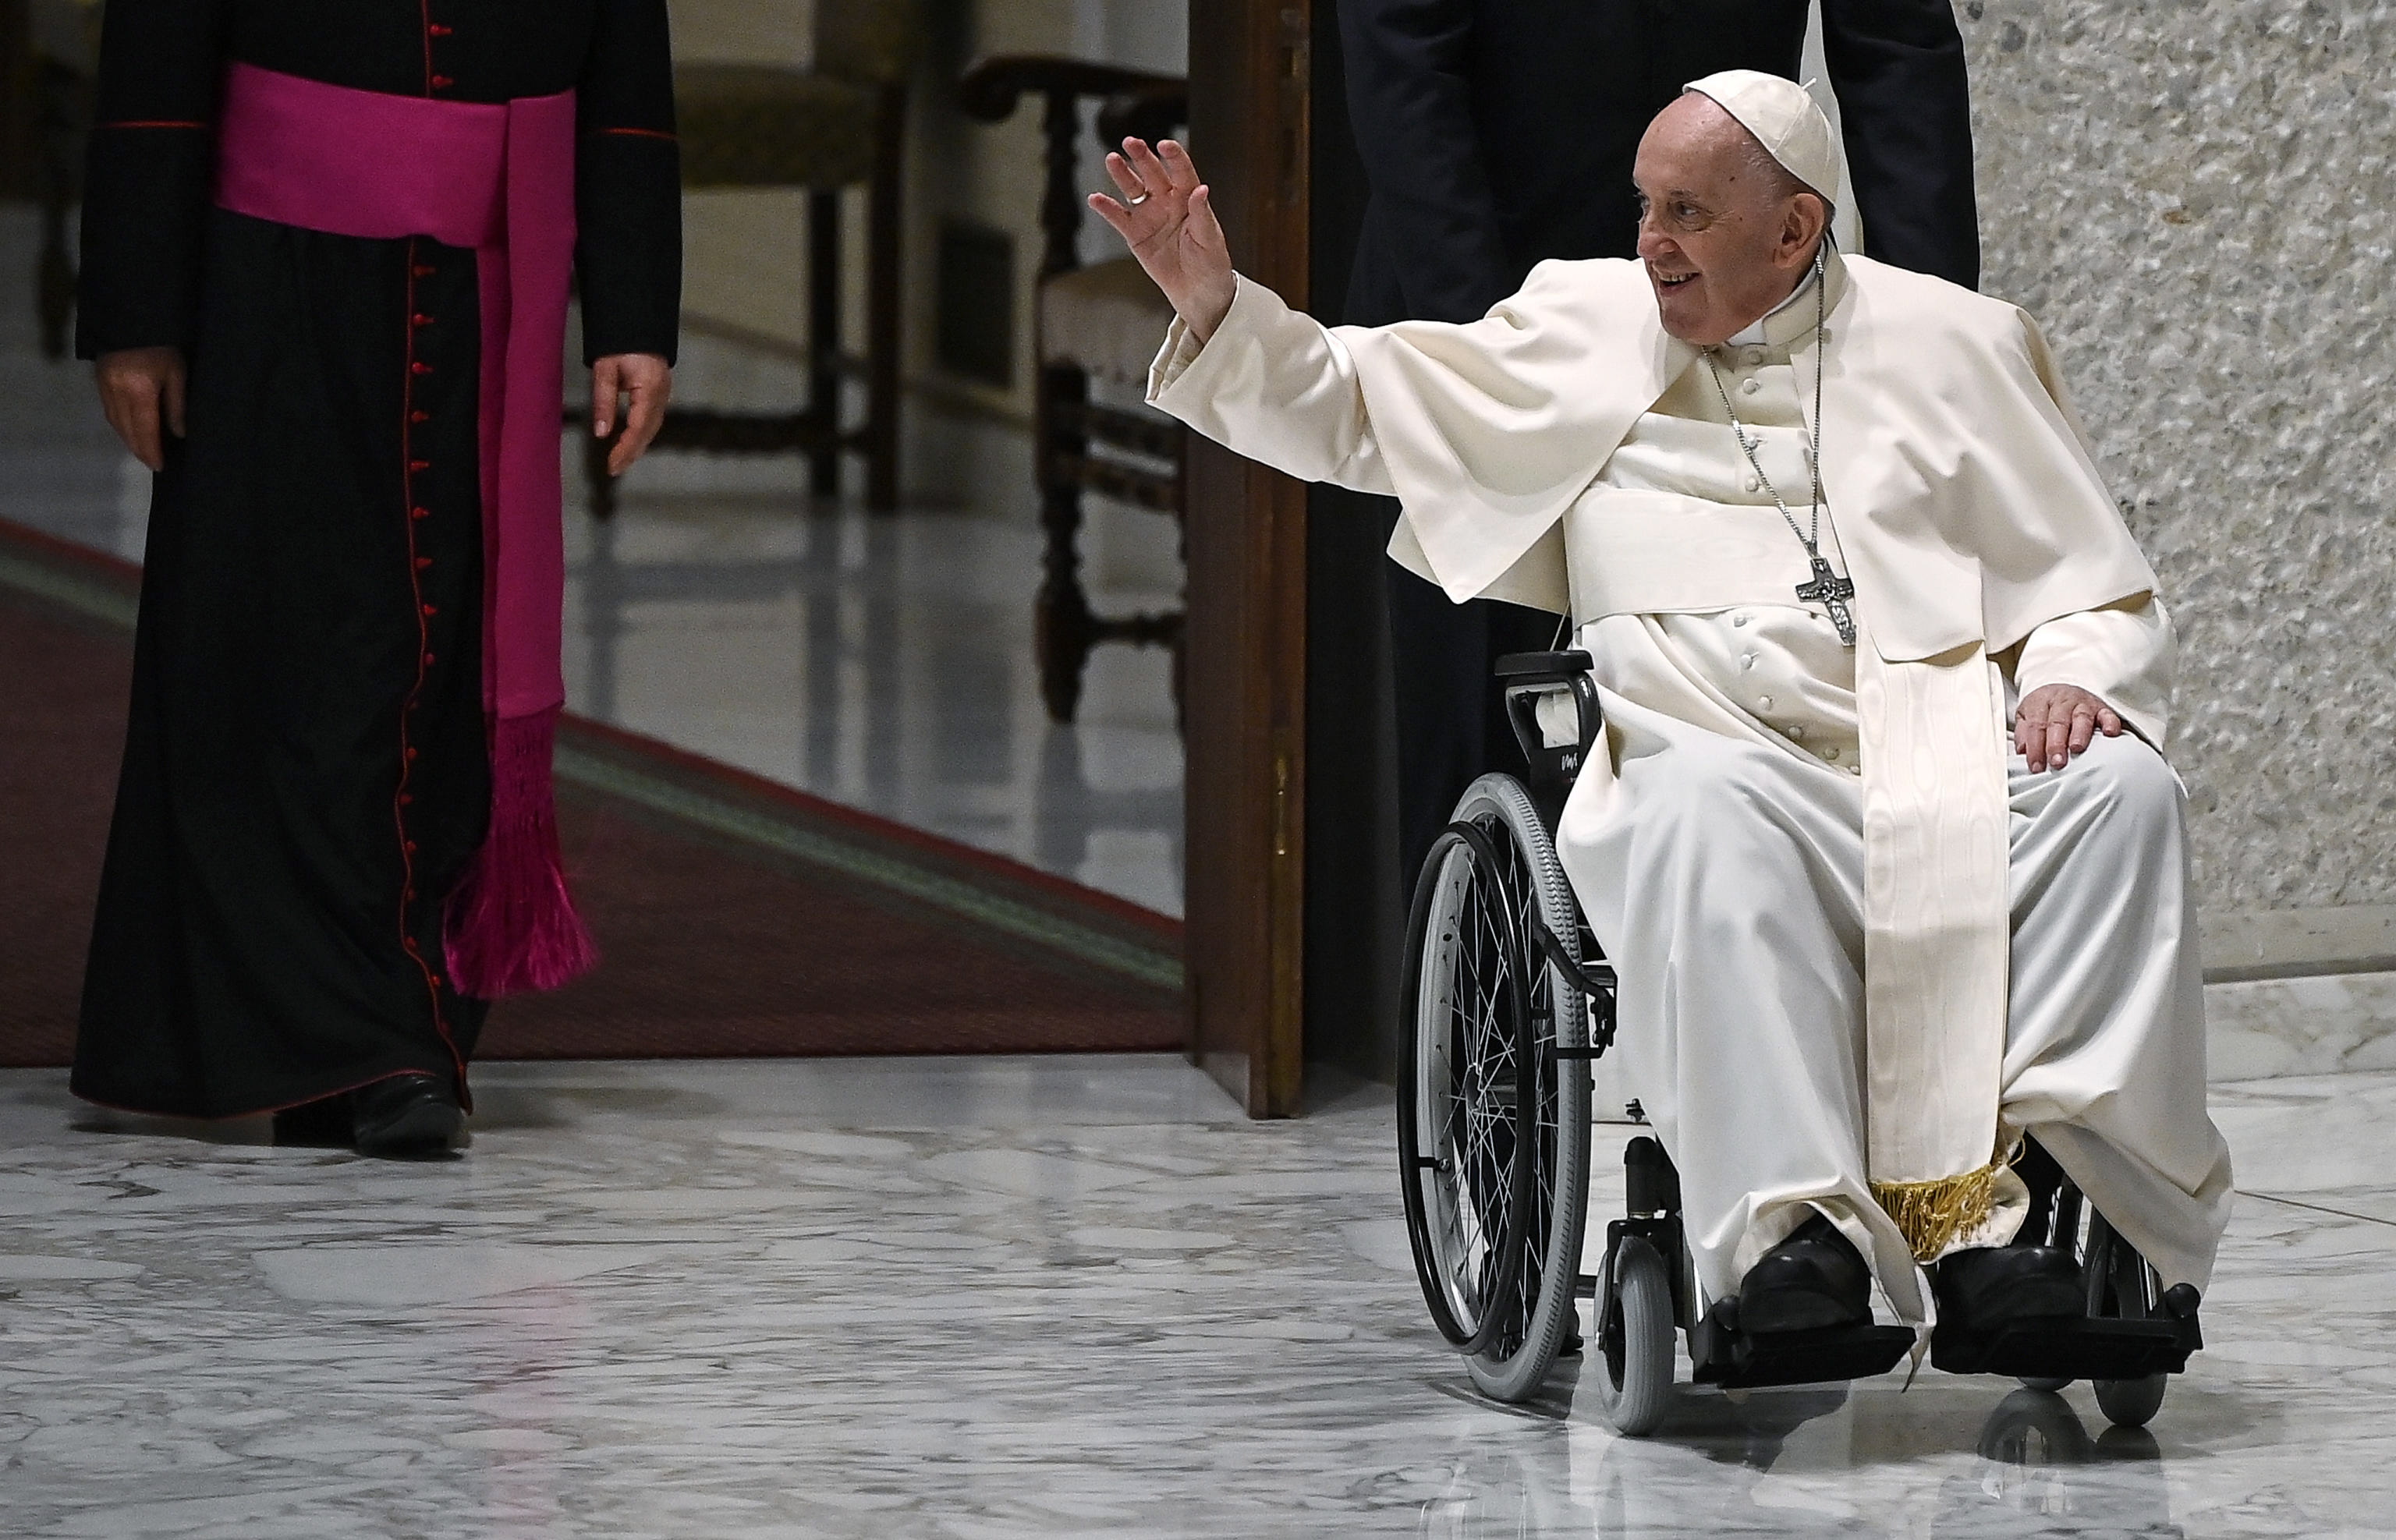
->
[1737,1213,1873,1335]
[1931,1244,2084,1334]
[351,1073,464,1158]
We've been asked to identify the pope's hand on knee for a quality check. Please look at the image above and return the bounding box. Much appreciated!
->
[2014,684,2122,772]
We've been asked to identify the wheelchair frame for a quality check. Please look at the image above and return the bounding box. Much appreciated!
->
[1396,650,2204,1435]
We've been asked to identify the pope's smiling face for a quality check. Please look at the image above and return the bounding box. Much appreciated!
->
[1633,94,1830,346]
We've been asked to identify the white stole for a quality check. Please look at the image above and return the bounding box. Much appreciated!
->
[1852,633,2015,1253]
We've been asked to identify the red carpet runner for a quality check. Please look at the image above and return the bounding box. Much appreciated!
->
[0,522,1184,1067]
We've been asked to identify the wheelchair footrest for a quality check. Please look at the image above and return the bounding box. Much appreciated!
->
[1690,1313,1916,1390]
[1930,1315,2189,1381]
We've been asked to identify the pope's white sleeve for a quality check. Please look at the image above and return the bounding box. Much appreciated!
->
[1145,274,1397,496]
[2011,595,2175,751]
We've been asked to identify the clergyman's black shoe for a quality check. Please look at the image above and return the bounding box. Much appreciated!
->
[271,1095,354,1148]
[351,1073,464,1159]
[1932,1244,2084,1334]
[1738,1213,1873,1335]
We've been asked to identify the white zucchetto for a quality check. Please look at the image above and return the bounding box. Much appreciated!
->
[1683,69,1839,207]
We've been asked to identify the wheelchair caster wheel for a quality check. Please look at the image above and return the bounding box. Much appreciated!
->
[2019,1375,2072,1393]
[2094,1373,2167,1428]
[1592,1235,1675,1437]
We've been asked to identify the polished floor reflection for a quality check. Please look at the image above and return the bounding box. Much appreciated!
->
[0,209,1186,915]
[3,1058,2387,1538]
[557,481,1184,915]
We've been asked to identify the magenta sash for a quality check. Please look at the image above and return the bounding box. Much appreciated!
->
[214,62,596,996]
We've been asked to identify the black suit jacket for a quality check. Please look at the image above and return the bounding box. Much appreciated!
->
[1335,0,1979,327]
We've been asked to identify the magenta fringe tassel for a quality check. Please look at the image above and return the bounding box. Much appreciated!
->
[443,707,600,997]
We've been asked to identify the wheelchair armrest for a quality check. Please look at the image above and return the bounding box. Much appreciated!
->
[1494,650,1593,685]
[1497,653,1601,804]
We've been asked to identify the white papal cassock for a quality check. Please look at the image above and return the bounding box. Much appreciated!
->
[1147,246,2234,1324]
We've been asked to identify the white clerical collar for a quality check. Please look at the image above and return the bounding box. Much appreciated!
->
[1722,243,1840,351]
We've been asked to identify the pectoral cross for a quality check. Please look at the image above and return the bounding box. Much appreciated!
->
[1796,554,1858,647]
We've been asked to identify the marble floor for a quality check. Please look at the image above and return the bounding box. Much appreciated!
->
[4,1057,2391,1538]
[0,208,1186,915]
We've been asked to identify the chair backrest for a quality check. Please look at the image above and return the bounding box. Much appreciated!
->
[816,0,922,85]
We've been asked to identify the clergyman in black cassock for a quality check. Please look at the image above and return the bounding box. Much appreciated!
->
[1334,0,1980,884]
[71,0,681,1148]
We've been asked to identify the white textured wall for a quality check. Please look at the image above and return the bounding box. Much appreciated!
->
[1958,0,2396,912]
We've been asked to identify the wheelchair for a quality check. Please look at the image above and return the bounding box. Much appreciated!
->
[1395,650,2205,1435]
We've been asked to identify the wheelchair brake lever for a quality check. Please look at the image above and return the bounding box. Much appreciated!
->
[1531,920,1616,1003]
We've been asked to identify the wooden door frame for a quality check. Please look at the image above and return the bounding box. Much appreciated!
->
[1181,0,1311,1117]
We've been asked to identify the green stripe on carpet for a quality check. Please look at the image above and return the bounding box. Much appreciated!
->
[552,745,1183,993]
[0,549,138,628]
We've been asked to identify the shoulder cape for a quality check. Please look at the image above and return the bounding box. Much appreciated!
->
[1350,253,2156,660]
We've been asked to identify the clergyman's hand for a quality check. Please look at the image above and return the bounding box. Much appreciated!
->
[1087,138,1236,342]
[2014,683,2122,773]
[593,352,673,476]
[95,346,187,473]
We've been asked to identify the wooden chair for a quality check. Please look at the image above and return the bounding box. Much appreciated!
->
[592,5,917,516]
[957,58,1189,726]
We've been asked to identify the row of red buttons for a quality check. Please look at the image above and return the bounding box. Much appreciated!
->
[427,16,454,91]
[408,263,441,614]
[408,257,440,685]
[398,235,445,997]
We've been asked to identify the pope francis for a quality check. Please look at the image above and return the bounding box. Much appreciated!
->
[1095,72,2233,1336]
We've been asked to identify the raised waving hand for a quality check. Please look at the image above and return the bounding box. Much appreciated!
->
[1087,138,1237,342]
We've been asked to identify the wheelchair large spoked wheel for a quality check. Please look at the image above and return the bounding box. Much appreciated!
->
[1398,774,1593,1403]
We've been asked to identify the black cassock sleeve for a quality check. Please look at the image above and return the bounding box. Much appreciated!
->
[75,0,231,359]
[575,0,682,363]
[1335,0,1512,324]
[1820,0,1982,290]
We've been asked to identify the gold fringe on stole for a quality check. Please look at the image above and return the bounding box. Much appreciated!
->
[1870,1151,2012,1262]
